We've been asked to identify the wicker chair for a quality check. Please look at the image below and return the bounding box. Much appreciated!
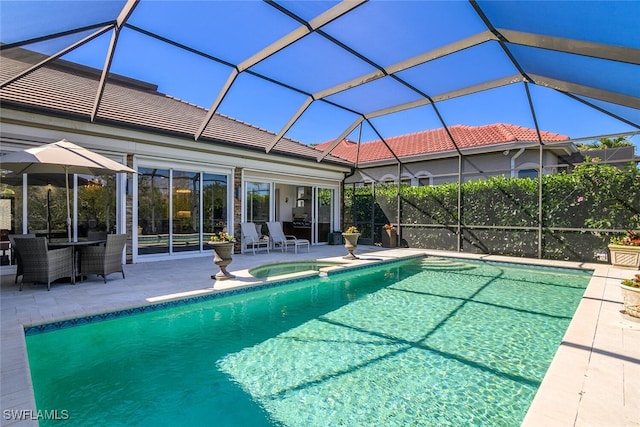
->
[13,237,73,291]
[79,234,126,283]
[87,230,108,241]
[8,233,35,284]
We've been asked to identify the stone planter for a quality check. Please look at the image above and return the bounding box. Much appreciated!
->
[342,233,360,260]
[608,244,640,269]
[620,283,640,320]
[382,228,397,248]
[208,241,236,280]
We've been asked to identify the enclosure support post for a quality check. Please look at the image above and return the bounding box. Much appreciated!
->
[397,162,401,246]
[524,81,545,259]
[457,154,462,252]
[538,143,543,258]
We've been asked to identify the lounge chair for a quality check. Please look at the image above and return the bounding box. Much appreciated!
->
[12,236,73,291]
[79,234,126,283]
[266,221,310,254]
[241,222,270,255]
[8,233,35,284]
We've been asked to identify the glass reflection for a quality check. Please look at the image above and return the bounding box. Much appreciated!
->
[172,171,200,253]
[138,168,170,254]
[246,182,269,223]
[78,176,116,237]
[203,173,227,250]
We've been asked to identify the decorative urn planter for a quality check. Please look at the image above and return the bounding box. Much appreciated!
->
[620,274,640,321]
[342,233,360,260]
[208,241,236,280]
[620,283,640,320]
[608,244,640,269]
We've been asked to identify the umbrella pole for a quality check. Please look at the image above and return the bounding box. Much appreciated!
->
[47,184,51,239]
[65,167,71,242]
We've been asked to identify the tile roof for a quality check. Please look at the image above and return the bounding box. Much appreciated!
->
[314,124,570,163]
[0,49,349,165]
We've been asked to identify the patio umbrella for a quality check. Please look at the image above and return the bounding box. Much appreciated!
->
[1,139,135,241]
[0,173,91,187]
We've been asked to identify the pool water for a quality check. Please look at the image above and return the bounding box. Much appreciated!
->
[249,261,345,278]
[26,257,592,426]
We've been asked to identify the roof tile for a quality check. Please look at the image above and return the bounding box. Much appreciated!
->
[314,124,569,163]
[0,50,348,165]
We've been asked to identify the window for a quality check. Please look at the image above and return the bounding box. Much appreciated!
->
[518,169,538,179]
[416,172,433,186]
[418,177,431,186]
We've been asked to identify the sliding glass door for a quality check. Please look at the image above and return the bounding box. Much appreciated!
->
[315,187,334,244]
[245,182,270,223]
[137,167,230,257]
[172,170,200,253]
[203,173,228,250]
[138,168,170,254]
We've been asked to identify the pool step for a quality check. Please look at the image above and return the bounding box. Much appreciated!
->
[420,258,477,271]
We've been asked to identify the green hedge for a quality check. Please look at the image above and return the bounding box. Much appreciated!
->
[345,162,640,262]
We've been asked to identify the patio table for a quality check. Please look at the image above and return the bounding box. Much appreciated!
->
[48,239,107,283]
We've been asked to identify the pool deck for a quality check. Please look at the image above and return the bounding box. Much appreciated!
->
[1,245,638,426]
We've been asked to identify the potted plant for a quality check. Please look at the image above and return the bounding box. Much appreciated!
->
[608,230,640,269]
[382,223,397,248]
[208,232,236,280]
[620,274,640,320]
[342,226,360,260]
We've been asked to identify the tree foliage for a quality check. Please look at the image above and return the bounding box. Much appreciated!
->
[576,136,633,151]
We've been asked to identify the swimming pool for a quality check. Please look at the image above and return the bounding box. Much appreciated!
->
[25,257,592,426]
[249,261,346,278]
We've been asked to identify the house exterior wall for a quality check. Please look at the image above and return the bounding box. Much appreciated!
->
[0,108,349,263]
[347,147,567,185]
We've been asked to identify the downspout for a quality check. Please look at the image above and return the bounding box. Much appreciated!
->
[510,147,526,177]
[341,167,356,231]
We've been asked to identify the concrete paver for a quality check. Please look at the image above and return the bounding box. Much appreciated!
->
[1,246,638,426]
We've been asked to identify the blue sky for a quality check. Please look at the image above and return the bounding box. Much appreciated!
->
[2,0,639,149]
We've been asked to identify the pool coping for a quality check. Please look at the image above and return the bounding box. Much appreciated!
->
[22,255,425,335]
[1,247,638,426]
[247,259,351,279]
